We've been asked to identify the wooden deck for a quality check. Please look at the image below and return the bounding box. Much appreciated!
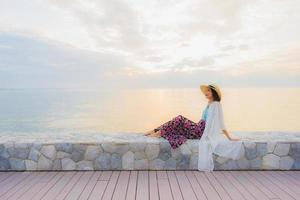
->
[0,171,299,200]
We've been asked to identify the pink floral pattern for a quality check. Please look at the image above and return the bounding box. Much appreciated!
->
[157,115,205,149]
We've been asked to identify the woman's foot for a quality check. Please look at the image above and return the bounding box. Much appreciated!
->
[149,130,161,138]
[144,130,155,136]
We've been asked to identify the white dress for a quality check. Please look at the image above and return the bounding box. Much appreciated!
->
[198,101,243,171]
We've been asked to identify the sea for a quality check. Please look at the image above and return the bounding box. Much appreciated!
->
[1,88,300,135]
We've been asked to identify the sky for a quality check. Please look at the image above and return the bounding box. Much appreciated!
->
[0,0,300,89]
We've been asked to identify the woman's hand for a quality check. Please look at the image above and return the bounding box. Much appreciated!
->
[229,137,239,141]
[222,130,239,141]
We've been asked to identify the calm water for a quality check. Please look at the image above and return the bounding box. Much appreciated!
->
[1,88,300,134]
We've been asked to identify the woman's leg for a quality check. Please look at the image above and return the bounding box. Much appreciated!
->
[147,115,186,137]
[158,115,193,148]
[183,119,206,139]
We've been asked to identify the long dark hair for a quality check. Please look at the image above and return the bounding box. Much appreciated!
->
[209,86,221,102]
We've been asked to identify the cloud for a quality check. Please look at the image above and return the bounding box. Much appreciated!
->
[0,0,300,88]
[0,33,131,88]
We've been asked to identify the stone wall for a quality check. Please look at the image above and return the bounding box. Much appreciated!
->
[0,134,299,171]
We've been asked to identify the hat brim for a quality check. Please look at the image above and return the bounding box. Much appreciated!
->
[200,85,209,94]
[200,84,222,99]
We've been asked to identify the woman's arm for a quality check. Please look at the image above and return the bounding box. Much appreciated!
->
[222,129,239,141]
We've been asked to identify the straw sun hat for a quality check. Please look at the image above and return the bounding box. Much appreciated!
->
[200,84,222,100]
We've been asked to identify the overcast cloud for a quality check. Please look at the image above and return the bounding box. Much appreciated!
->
[0,0,299,88]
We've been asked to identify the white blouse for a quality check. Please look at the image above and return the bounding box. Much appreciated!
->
[198,101,243,171]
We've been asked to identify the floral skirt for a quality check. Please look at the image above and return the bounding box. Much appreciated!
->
[156,115,205,149]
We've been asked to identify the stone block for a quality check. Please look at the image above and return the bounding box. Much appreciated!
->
[180,144,192,156]
[267,142,276,153]
[56,143,73,153]
[279,156,294,170]
[8,147,29,159]
[102,143,129,154]
[220,160,238,170]
[149,159,165,170]
[134,152,146,160]
[0,156,10,170]
[71,144,86,162]
[134,159,149,170]
[111,154,122,169]
[9,158,25,170]
[85,145,102,161]
[262,154,280,169]
[237,158,250,169]
[250,157,262,169]
[189,155,198,169]
[53,159,62,170]
[94,152,111,170]
[38,155,53,170]
[145,144,159,160]
[57,151,71,159]
[122,151,134,170]
[274,144,290,156]
[40,145,56,160]
[216,156,228,164]
[62,158,76,170]
[177,155,190,169]
[256,143,268,157]
[245,145,257,160]
[129,143,146,152]
[77,161,94,170]
[25,160,37,170]
[186,140,198,153]
[28,149,41,161]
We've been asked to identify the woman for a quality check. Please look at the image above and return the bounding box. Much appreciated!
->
[145,84,242,171]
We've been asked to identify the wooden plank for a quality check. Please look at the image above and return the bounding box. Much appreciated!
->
[99,171,112,181]
[7,172,49,200]
[78,171,102,200]
[269,171,300,195]
[229,171,268,200]
[157,172,173,200]
[247,171,294,200]
[167,171,183,200]
[284,171,300,178]
[54,172,84,200]
[0,172,31,197]
[185,171,207,200]
[157,171,168,179]
[37,172,58,183]
[136,171,149,200]
[126,171,138,200]
[243,171,277,199]
[0,172,14,183]
[258,171,299,199]
[194,171,221,200]
[31,172,64,200]
[281,171,300,187]
[20,172,58,200]
[2,170,299,200]
[41,172,76,200]
[204,172,231,200]
[212,172,245,200]
[1,172,36,199]
[102,171,120,200]
[64,172,94,200]
[112,171,130,200]
[88,181,108,200]
[222,172,256,200]
[175,171,197,200]
[149,171,159,200]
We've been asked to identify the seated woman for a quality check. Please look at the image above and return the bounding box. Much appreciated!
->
[145,84,238,149]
